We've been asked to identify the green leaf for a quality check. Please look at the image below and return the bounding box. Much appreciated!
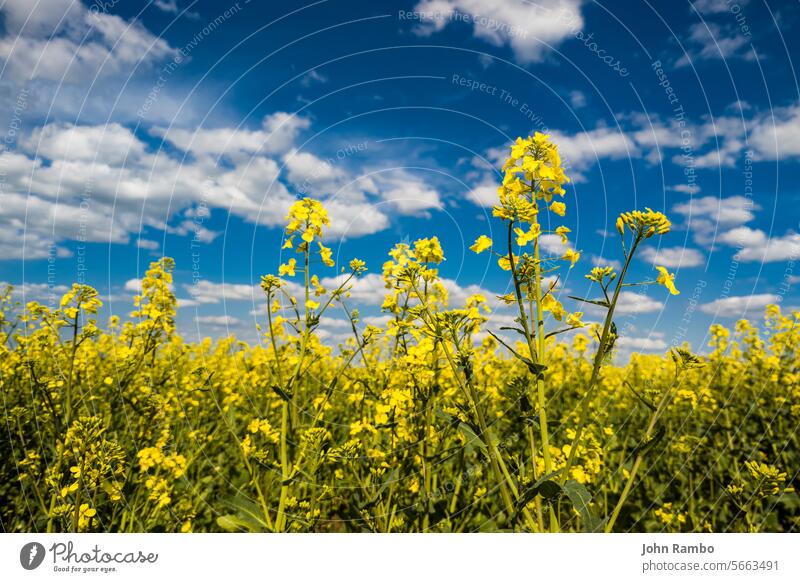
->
[515,470,563,511]
[216,514,261,532]
[226,496,269,526]
[631,426,666,457]
[568,295,609,308]
[624,380,657,411]
[563,479,601,532]
[487,330,547,378]
[271,384,293,401]
[499,326,528,338]
[457,421,488,454]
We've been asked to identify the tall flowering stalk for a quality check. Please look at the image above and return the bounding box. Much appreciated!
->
[558,207,681,530]
[266,197,367,532]
[471,133,581,531]
[472,134,685,531]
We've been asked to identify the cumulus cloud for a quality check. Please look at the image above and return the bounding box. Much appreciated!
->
[411,0,585,64]
[569,90,587,109]
[1,107,450,259]
[185,280,260,304]
[749,105,800,161]
[472,101,800,196]
[0,0,176,82]
[640,246,705,268]
[612,291,664,315]
[591,255,622,270]
[0,280,69,305]
[539,234,573,255]
[152,113,312,159]
[700,293,780,317]
[466,181,499,208]
[193,315,241,326]
[549,127,637,171]
[692,0,749,14]
[717,227,800,263]
[616,335,667,352]
[377,177,442,214]
[675,22,753,67]
[672,195,758,246]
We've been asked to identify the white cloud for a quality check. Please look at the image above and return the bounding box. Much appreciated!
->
[300,69,328,86]
[539,234,573,255]
[718,227,800,263]
[676,22,753,67]
[283,149,345,189]
[136,238,160,250]
[0,0,176,82]
[700,293,780,317]
[318,273,386,306]
[549,126,637,171]
[616,335,667,352]
[569,90,587,109]
[613,291,664,315]
[377,177,441,214]
[411,0,585,64]
[2,110,450,259]
[1,280,70,305]
[325,200,391,239]
[185,280,260,304]
[21,123,146,166]
[640,246,705,268]
[466,182,498,208]
[152,112,312,159]
[675,196,758,225]
[154,0,179,13]
[749,105,800,161]
[124,279,142,293]
[668,184,701,195]
[692,0,749,14]
[591,255,622,270]
[672,195,758,245]
[194,315,241,326]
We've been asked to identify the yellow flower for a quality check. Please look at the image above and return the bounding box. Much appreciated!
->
[542,293,566,321]
[515,224,540,246]
[585,266,616,283]
[469,235,492,254]
[497,293,516,305]
[285,198,330,244]
[349,258,366,273]
[567,312,585,328]
[555,225,571,244]
[306,299,320,310]
[318,242,335,267]
[279,258,297,277]
[563,248,580,267]
[549,201,566,217]
[655,266,679,295]
[498,255,516,271]
[414,237,444,264]
[618,208,671,238]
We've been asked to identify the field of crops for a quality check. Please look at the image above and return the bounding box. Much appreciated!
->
[2,134,798,533]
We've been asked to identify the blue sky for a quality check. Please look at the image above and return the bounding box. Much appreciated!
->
[0,0,798,354]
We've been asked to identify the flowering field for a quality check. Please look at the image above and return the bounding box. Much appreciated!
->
[2,135,797,533]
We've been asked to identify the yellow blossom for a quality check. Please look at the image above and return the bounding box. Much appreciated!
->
[469,235,493,254]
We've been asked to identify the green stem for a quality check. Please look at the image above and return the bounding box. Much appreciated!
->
[561,236,641,488]
[605,370,676,532]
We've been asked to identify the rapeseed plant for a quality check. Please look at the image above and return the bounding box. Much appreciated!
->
[1,137,798,533]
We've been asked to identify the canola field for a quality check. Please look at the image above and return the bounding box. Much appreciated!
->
[2,134,797,533]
